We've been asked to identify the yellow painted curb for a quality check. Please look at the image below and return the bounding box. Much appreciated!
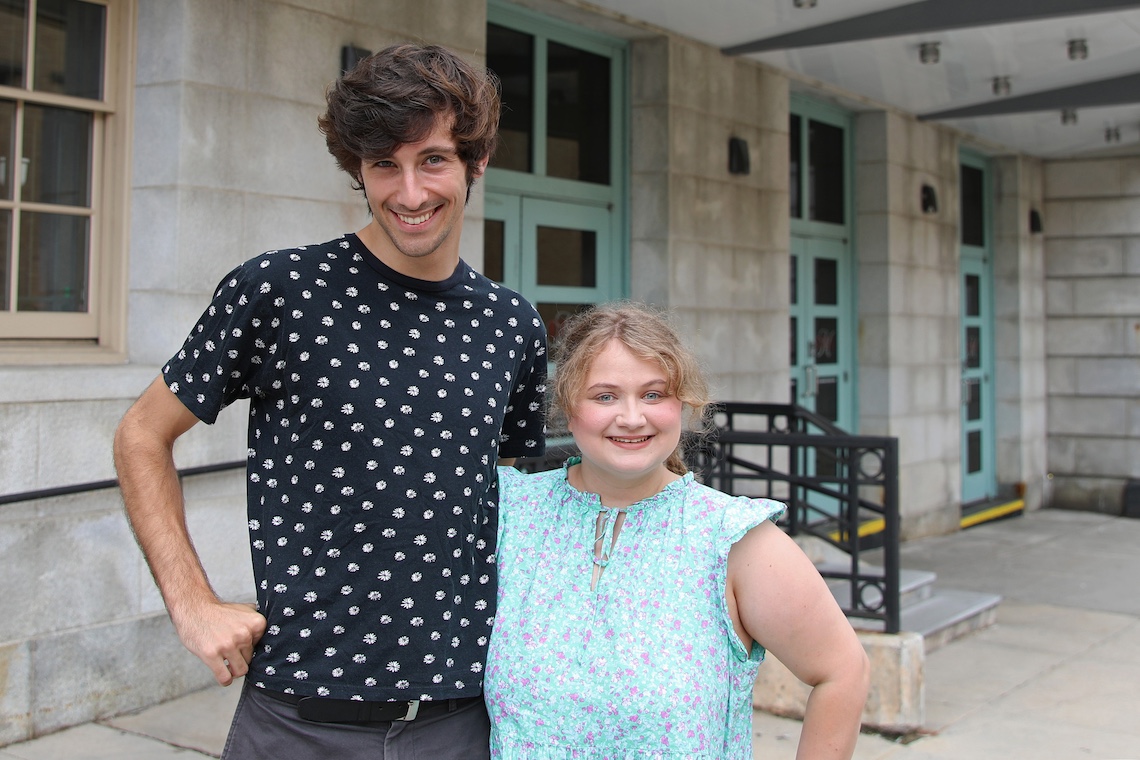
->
[960,499,1024,529]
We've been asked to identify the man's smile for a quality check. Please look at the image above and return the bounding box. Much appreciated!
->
[395,209,436,225]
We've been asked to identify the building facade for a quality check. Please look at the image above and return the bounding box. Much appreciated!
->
[0,0,1136,743]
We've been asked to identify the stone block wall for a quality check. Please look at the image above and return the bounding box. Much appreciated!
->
[630,36,790,404]
[1042,155,1140,512]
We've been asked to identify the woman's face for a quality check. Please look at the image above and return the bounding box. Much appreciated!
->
[567,339,683,485]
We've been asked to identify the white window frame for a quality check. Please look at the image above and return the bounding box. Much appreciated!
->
[0,0,135,363]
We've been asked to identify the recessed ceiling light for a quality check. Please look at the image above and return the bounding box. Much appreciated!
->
[919,42,940,64]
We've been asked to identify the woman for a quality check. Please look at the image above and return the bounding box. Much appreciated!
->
[485,303,870,759]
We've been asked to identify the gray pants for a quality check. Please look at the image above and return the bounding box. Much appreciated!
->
[221,682,491,760]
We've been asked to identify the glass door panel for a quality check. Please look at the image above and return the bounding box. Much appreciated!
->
[960,256,993,502]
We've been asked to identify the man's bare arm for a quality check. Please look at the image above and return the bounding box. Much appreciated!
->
[114,376,265,686]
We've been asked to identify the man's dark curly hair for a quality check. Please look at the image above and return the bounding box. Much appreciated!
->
[318,43,501,193]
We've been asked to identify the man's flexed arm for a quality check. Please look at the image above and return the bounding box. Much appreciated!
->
[114,376,266,686]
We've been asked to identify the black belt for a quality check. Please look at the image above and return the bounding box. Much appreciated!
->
[258,688,480,724]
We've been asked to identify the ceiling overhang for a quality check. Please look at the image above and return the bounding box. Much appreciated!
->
[721,0,1140,56]
[920,72,1140,120]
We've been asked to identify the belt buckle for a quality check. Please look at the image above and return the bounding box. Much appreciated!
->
[400,700,420,721]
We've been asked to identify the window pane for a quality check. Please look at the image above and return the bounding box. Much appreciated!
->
[815,448,839,479]
[789,316,797,366]
[34,0,105,99]
[483,219,504,283]
[789,114,801,218]
[789,253,797,304]
[0,209,9,309]
[816,376,838,422]
[0,98,14,200]
[487,23,533,174]
[0,0,26,88]
[18,209,88,311]
[536,225,596,287]
[808,119,844,224]
[965,326,981,369]
[813,317,838,365]
[23,103,91,206]
[967,430,982,473]
[964,273,980,316]
[537,301,591,343]
[546,41,609,184]
[960,165,984,246]
[966,379,982,421]
[814,257,837,305]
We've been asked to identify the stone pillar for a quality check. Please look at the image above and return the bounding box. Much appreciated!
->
[854,111,961,539]
[992,156,1048,510]
[630,36,789,403]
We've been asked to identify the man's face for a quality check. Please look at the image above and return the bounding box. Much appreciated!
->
[358,119,487,277]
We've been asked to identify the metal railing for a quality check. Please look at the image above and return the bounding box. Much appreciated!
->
[694,402,900,633]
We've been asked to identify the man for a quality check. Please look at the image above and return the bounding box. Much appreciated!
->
[114,43,546,759]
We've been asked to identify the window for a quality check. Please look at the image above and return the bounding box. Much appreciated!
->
[789,112,845,225]
[0,0,133,355]
[960,164,985,247]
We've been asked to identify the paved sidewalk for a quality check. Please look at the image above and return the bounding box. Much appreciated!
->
[3,508,1138,759]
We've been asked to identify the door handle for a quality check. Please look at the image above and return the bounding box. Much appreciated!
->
[804,364,818,399]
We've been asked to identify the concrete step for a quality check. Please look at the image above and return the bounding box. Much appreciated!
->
[820,563,937,610]
[901,588,1001,652]
[820,562,1000,652]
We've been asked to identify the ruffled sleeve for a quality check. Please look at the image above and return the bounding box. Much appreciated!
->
[494,465,527,545]
[717,495,787,662]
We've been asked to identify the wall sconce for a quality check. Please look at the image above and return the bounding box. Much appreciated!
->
[1068,38,1088,61]
[793,0,818,7]
[1105,126,1121,144]
[992,76,1011,97]
[1061,109,1078,125]
[1029,209,1043,234]
[728,136,751,175]
[921,184,938,214]
[919,42,940,64]
[341,45,371,74]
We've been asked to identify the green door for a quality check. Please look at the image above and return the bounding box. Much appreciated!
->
[959,156,997,504]
[789,97,855,432]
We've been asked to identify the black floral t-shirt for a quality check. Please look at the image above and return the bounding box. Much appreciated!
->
[163,234,546,701]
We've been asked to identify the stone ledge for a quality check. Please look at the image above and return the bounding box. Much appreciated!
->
[0,613,214,748]
[753,631,925,734]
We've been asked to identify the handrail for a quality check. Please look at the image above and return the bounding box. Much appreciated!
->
[0,460,246,507]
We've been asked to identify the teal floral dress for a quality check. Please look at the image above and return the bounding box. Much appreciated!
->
[485,462,786,759]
